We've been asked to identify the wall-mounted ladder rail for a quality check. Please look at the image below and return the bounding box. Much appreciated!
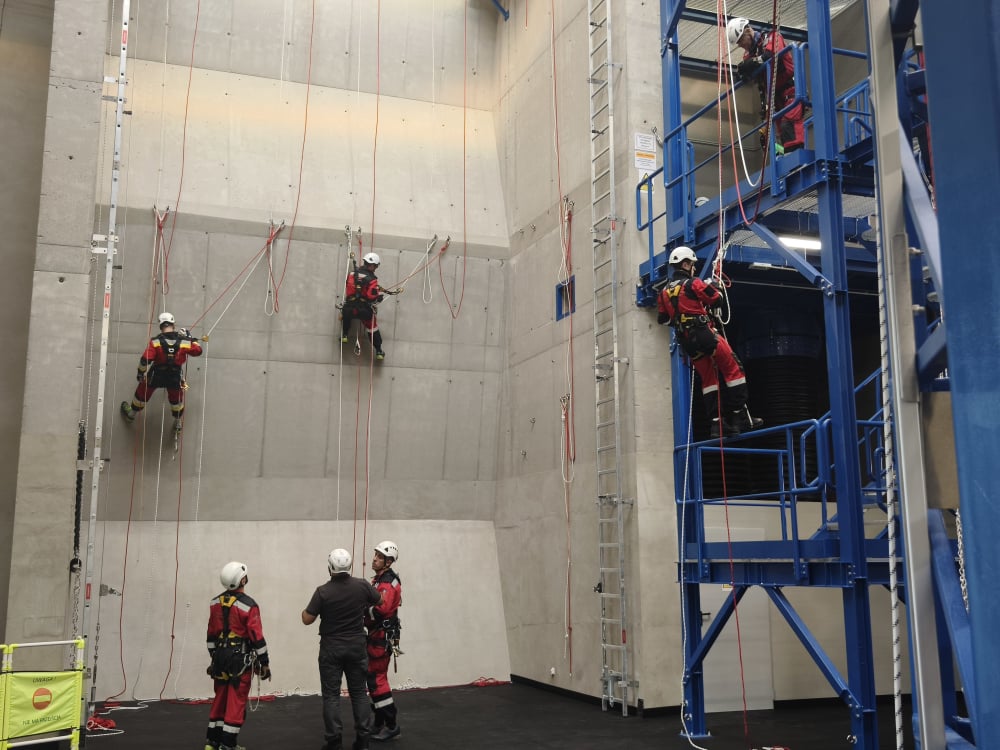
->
[587,0,632,715]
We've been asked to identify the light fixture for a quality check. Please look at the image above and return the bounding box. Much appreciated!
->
[778,235,822,251]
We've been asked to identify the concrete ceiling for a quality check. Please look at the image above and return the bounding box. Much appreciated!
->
[121,0,502,109]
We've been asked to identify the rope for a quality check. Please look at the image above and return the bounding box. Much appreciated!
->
[677,361,709,750]
[875,190,906,750]
[270,0,317,312]
[438,1,469,320]
[160,0,203,296]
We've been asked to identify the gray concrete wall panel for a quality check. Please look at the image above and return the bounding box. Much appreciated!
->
[128,0,498,110]
[0,0,53,638]
[92,518,510,699]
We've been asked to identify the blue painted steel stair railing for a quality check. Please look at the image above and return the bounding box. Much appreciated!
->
[676,369,895,739]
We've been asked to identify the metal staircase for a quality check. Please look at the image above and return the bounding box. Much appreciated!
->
[587,0,632,715]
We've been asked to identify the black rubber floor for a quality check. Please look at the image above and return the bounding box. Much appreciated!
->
[86,682,913,749]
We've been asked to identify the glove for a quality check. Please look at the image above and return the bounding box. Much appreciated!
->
[136,370,146,382]
[178,328,189,338]
[737,58,762,82]
[206,665,214,677]
[256,663,271,681]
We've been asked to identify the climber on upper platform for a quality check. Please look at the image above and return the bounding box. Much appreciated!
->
[658,247,762,438]
[728,16,805,155]
[120,312,202,432]
[342,252,392,361]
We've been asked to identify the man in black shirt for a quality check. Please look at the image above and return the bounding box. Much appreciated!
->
[303,548,383,750]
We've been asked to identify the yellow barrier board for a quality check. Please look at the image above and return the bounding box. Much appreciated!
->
[0,672,7,742]
[2,671,82,741]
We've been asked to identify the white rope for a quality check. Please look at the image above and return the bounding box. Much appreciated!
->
[875,184,905,750]
[677,358,710,750]
[204,245,273,340]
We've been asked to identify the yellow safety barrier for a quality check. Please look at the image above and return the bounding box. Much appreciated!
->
[0,640,84,750]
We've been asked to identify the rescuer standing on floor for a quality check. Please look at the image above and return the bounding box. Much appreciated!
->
[205,561,270,750]
[365,541,403,742]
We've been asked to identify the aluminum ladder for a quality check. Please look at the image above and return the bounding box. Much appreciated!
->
[587,0,632,715]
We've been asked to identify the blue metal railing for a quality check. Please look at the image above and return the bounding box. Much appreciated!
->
[637,44,872,275]
[676,367,890,560]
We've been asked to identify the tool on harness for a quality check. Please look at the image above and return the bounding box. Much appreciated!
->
[209,595,254,685]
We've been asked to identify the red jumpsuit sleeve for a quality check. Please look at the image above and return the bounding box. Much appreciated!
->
[690,278,722,309]
[373,578,401,619]
[187,340,203,358]
[206,600,223,654]
[245,604,269,666]
[362,277,381,303]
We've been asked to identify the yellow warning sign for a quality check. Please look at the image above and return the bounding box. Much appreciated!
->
[2,671,82,740]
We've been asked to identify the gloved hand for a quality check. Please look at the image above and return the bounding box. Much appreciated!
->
[206,665,214,677]
[737,58,762,82]
[375,295,385,304]
[256,663,271,681]
[178,328,189,338]
[136,370,146,383]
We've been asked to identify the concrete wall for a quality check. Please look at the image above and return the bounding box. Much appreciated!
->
[3,0,911,712]
[0,0,54,640]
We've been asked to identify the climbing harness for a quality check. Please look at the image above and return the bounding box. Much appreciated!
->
[208,595,254,685]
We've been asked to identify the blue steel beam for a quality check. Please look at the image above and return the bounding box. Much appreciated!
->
[928,511,977,731]
[686,586,748,671]
[490,0,509,22]
[806,0,878,746]
[922,1,1000,744]
[765,587,852,700]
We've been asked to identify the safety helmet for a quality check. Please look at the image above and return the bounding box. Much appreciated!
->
[220,561,248,590]
[362,252,381,266]
[668,246,698,266]
[328,548,353,576]
[727,17,751,47]
[374,540,398,562]
[158,312,176,327]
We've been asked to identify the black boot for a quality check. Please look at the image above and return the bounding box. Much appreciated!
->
[709,418,723,439]
[729,409,763,435]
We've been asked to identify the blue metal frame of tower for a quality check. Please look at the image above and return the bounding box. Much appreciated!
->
[647,0,992,747]
[651,1,886,747]
[920,1,1000,746]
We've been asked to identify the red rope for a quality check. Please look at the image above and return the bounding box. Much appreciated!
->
[439,3,469,319]
[368,0,383,259]
[160,0,202,296]
[271,0,317,312]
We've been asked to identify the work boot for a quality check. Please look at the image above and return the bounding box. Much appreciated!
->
[709,418,723,439]
[729,410,763,435]
[375,350,386,361]
[120,402,136,422]
[371,725,399,741]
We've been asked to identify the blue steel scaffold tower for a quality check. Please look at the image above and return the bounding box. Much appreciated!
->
[638,1,998,748]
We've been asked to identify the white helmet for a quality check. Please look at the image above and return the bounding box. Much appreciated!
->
[727,17,751,47]
[374,540,398,562]
[158,312,176,327]
[668,246,698,266]
[362,252,381,266]
[220,561,247,590]
[328,548,353,576]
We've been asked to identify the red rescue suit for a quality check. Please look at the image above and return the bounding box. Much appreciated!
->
[742,29,804,152]
[130,332,203,417]
[206,590,269,750]
[658,273,750,422]
[365,568,402,731]
[343,266,383,333]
